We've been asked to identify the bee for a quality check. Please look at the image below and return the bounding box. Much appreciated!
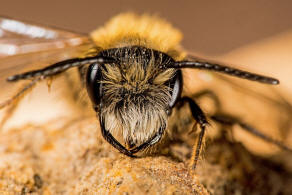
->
[0,13,291,169]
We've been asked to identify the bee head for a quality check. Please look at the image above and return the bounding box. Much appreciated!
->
[86,46,182,147]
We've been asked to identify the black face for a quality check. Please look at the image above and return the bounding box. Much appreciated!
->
[86,46,182,112]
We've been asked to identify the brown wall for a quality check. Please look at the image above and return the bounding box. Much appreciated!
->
[0,0,291,55]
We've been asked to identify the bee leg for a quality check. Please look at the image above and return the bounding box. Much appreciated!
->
[0,77,43,128]
[130,127,164,154]
[211,114,292,152]
[179,96,209,169]
[192,89,221,112]
[0,78,42,109]
[191,90,236,140]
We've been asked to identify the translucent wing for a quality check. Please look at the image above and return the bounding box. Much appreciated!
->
[0,16,90,57]
[0,16,93,100]
[183,55,292,155]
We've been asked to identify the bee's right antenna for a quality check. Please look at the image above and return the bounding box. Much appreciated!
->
[7,56,116,82]
[167,59,279,85]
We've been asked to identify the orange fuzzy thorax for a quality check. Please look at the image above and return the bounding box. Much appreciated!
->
[90,13,186,60]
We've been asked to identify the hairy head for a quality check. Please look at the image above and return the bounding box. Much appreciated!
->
[98,46,176,147]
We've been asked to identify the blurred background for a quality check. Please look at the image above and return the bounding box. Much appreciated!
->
[0,0,292,56]
[0,1,292,194]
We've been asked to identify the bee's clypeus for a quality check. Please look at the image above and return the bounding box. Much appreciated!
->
[1,13,291,169]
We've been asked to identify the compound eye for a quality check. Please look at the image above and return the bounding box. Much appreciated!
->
[86,63,102,107]
[169,70,182,108]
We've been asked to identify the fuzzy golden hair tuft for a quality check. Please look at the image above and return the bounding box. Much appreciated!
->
[90,13,185,60]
